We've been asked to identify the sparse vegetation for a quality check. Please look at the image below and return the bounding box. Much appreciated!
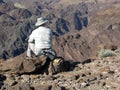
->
[98,49,116,58]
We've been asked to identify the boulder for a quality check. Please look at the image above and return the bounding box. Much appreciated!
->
[0,54,70,75]
[0,55,48,74]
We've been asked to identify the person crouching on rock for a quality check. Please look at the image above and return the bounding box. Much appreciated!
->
[26,17,56,60]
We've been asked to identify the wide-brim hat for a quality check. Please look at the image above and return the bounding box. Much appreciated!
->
[35,17,48,26]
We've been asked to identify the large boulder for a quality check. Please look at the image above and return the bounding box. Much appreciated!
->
[0,54,71,75]
[0,55,48,74]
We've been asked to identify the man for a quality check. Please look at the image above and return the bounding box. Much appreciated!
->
[26,17,56,60]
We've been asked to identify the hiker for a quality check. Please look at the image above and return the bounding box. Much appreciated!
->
[26,17,56,60]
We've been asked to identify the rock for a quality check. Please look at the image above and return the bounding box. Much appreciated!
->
[4,74,17,86]
[99,66,110,74]
[30,75,40,80]
[14,3,26,9]
[21,75,30,83]
[80,82,87,88]
[0,55,48,74]
[70,74,79,81]
[6,83,33,90]
[51,83,66,90]
[34,85,52,90]
[0,55,70,75]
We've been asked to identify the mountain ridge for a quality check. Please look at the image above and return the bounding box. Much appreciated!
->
[0,0,120,61]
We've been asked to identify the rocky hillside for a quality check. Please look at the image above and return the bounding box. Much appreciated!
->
[53,3,120,61]
[0,48,120,90]
[0,0,120,61]
[0,0,120,90]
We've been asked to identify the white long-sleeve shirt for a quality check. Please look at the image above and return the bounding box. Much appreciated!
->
[28,26,52,49]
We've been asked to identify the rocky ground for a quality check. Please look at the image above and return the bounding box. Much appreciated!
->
[0,0,120,90]
[0,49,120,90]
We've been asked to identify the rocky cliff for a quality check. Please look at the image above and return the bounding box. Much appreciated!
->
[53,3,120,61]
[0,0,120,61]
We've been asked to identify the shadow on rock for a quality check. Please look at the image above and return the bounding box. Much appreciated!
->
[82,59,93,64]
[0,74,6,89]
[68,59,95,71]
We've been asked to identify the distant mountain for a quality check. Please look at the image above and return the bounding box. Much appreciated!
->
[53,3,120,61]
[0,0,120,60]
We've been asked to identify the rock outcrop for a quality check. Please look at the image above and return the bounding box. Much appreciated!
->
[0,55,48,74]
[0,54,70,75]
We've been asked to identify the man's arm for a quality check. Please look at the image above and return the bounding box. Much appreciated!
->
[28,34,35,43]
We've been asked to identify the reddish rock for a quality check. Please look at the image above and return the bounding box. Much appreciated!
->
[0,55,48,74]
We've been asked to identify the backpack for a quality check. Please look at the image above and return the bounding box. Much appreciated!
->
[48,57,70,75]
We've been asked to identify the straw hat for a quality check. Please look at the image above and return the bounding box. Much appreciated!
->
[35,17,48,26]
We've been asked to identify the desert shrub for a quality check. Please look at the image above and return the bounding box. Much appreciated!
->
[98,49,116,58]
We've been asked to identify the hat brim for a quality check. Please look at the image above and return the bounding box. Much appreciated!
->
[35,20,48,26]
